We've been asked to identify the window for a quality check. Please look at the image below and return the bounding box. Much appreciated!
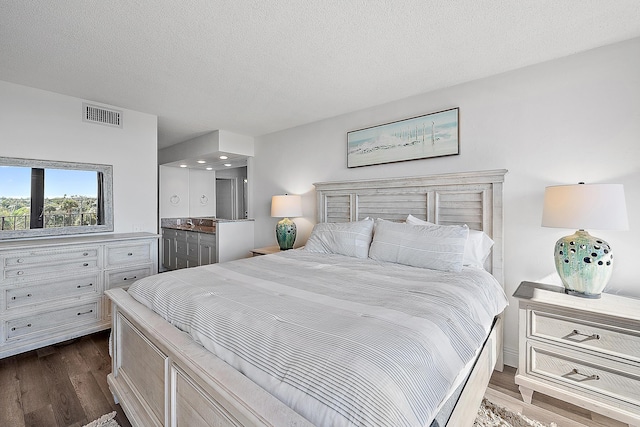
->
[0,157,113,240]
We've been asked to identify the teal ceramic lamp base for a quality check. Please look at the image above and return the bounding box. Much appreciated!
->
[275,217,297,250]
[554,230,613,299]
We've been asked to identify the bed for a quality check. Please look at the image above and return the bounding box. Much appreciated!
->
[106,169,508,427]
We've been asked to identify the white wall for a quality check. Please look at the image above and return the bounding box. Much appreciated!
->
[253,37,640,367]
[0,80,158,234]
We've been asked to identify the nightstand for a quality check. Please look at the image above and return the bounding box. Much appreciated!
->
[251,245,282,256]
[513,281,640,427]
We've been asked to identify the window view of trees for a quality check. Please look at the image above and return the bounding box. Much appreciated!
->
[0,159,111,238]
[0,195,98,231]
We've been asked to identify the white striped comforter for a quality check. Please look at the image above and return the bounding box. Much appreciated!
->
[128,250,507,427]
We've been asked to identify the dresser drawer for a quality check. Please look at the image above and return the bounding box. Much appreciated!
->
[529,343,640,407]
[3,247,98,267]
[4,301,100,341]
[106,265,154,290]
[105,242,153,267]
[2,273,100,311]
[529,309,640,363]
[4,259,99,281]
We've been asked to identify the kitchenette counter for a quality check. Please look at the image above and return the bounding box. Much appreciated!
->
[160,217,255,270]
[161,224,217,234]
[161,217,254,235]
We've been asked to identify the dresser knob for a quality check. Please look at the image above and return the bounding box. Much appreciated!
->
[82,263,89,267]
[83,252,89,256]
[16,258,23,263]
[128,252,133,256]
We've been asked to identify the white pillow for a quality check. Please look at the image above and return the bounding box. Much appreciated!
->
[369,219,468,272]
[406,214,494,268]
[304,219,374,258]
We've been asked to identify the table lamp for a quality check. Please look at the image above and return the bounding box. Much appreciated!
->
[541,183,628,298]
[271,194,302,250]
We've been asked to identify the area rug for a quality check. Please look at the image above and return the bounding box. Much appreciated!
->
[475,398,557,427]
[84,400,552,427]
[82,411,120,427]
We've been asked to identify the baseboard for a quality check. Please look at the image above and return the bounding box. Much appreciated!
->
[502,345,518,368]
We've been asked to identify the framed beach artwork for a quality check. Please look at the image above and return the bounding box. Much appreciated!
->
[347,108,459,168]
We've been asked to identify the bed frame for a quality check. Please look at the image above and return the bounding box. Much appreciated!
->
[106,169,507,427]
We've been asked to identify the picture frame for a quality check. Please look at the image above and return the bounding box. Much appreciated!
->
[347,107,459,168]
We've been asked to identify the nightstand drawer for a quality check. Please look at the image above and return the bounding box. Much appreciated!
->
[530,309,640,363]
[529,343,640,407]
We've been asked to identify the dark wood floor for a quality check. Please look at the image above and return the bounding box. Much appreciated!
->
[0,330,131,427]
[0,331,626,427]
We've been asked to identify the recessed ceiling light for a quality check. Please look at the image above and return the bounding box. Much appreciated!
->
[179,164,187,168]
[206,167,213,170]
[224,163,232,167]
[197,160,206,164]
[219,155,228,160]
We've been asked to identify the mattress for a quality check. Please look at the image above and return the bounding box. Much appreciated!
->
[128,250,507,427]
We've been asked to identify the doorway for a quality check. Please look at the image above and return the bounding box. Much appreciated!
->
[216,178,236,220]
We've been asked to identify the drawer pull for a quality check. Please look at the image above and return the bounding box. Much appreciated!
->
[123,276,137,281]
[128,252,133,256]
[10,293,32,300]
[11,323,32,331]
[82,263,89,267]
[16,271,24,276]
[566,368,600,382]
[83,252,89,256]
[76,283,94,288]
[17,258,24,263]
[77,309,94,316]
[568,329,601,341]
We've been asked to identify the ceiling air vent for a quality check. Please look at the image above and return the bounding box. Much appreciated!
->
[82,103,122,128]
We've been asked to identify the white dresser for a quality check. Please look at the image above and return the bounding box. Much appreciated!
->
[514,281,640,427]
[0,232,159,358]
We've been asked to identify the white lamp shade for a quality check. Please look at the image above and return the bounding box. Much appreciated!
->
[542,183,628,230]
[271,195,302,218]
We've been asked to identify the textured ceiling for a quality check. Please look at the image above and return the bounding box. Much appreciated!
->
[1,1,639,149]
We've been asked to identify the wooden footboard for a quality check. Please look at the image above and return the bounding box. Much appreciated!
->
[107,287,501,427]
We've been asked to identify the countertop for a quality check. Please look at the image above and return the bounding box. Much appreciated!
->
[162,224,216,234]
[161,217,254,235]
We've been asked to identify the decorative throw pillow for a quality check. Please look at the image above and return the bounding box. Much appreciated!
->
[369,218,468,272]
[304,219,374,258]
[406,215,494,268]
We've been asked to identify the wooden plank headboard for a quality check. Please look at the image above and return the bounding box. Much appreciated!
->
[313,169,507,284]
